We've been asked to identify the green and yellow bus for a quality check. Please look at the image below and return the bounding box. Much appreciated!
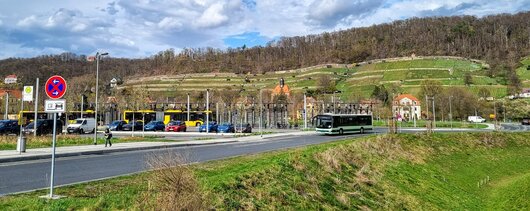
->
[315,114,373,135]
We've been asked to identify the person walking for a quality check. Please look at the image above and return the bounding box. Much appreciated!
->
[104,128,113,147]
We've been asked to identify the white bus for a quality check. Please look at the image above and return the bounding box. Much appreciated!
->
[315,113,373,135]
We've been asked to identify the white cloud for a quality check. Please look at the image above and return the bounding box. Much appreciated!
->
[0,0,529,59]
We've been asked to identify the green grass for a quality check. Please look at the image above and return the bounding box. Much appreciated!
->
[373,120,489,129]
[1,132,529,210]
[0,135,171,150]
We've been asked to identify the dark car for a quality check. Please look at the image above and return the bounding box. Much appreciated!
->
[235,123,252,133]
[199,122,218,133]
[0,120,20,135]
[24,119,63,135]
[522,118,530,125]
[144,121,165,131]
[165,121,187,132]
[217,123,235,133]
[122,121,144,131]
[108,120,128,131]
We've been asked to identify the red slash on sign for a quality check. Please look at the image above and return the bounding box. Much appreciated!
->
[45,75,67,99]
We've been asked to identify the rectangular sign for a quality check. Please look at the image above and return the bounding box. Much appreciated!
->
[23,86,34,101]
[45,99,66,113]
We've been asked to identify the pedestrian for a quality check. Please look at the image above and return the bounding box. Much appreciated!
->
[104,128,112,147]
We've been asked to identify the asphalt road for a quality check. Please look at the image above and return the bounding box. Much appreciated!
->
[0,127,512,196]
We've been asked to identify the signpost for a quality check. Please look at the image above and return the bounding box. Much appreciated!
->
[43,75,67,199]
[23,86,33,101]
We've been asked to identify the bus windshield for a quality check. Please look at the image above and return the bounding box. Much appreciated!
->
[316,115,333,129]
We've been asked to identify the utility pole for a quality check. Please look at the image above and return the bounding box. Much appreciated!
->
[80,94,84,118]
[494,100,497,130]
[187,93,190,123]
[94,52,108,145]
[303,92,307,130]
[449,96,453,130]
[206,89,209,134]
[4,92,9,119]
[34,78,39,137]
[259,89,262,137]
[432,96,436,128]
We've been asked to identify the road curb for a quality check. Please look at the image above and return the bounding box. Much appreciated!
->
[0,140,238,163]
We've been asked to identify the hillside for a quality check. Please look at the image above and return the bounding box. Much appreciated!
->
[121,56,520,100]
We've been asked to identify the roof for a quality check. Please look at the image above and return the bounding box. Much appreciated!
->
[272,84,290,96]
[0,89,22,99]
[393,94,421,105]
[5,74,17,78]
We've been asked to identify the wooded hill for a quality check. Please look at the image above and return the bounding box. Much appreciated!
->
[1,11,530,85]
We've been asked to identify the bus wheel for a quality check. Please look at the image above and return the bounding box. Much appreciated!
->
[360,127,364,134]
[339,128,343,135]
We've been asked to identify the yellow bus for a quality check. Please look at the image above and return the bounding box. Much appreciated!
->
[123,109,212,127]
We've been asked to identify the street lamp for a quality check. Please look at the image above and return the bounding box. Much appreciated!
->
[206,89,209,134]
[449,96,453,130]
[94,52,108,145]
[303,87,308,130]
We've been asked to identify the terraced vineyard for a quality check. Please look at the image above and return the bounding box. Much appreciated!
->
[121,56,528,99]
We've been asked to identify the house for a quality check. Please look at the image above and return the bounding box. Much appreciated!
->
[4,75,17,84]
[392,94,421,121]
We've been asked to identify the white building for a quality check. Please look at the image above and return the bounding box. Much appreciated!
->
[392,94,422,121]
[518,88,530,98]
[4,75,17,84]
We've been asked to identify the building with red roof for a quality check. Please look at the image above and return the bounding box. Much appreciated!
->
[392,94,421,121]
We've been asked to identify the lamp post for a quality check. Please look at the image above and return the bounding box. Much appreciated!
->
[449,96,453,130]
[4,91,9,119]
[303,87,308,130]
[187,93,190,123]
[206,89,209,134]
[259,88,262,137]
[93,52,108,145]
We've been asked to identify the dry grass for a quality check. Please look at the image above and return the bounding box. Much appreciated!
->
[141,151,207,210]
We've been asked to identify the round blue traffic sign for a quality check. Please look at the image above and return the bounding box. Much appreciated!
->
[45,75,67,99]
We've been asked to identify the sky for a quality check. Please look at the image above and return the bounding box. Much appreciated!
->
[0,0,529,59]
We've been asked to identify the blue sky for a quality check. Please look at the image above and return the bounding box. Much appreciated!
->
[0,0,529,59]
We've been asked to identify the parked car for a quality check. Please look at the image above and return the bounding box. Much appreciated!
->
[522,118,530,125]
[0,120,20,135]
[108,120,128,131]
[67,118,96,134]
[199,122,218,133]
[24,119,63,135]
[235,123,252,133]
[144,121,166,131]
[217,123,235,133]
[467,116,486,123]
[165,121,187,132]
[122,121,144,131]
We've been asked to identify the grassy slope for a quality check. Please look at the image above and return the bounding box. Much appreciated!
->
[1,132,528,210]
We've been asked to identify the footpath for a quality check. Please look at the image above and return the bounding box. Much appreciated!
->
[0,131,314,163]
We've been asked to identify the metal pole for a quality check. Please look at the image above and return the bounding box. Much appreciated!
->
[259,89,262,137]
[18,99,24,151]
[216,102,219,123]
[503,101,506,123]
[425,95,429,120]
[304,92,307,129]
[49,113,57,198]
[449,96,453,130]
[432,96,436,128]
[34,78,39,136]
[4,92,8,119]
[187,93,190,122]
[81,95,84,118]
[142,112,145,137]
[332,92,335,114]
[206,89,209,134]
[93,53,100,145]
